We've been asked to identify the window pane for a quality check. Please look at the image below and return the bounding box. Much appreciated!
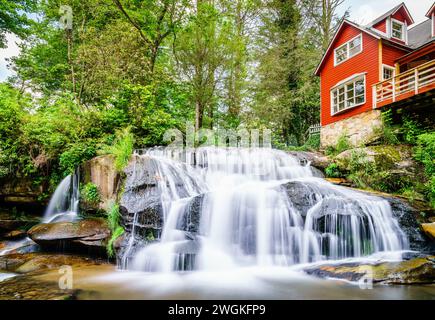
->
[355,79,364,96]
[335,45,347,64]
[349,36,361,57]
[383,68,393,80]
[392,21,403,39]
[356,95,364,104]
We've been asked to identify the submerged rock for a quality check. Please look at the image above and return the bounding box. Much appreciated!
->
[304,256,435,284]
[27,218,110,255]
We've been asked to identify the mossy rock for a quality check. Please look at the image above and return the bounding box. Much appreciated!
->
[304,256,435,284]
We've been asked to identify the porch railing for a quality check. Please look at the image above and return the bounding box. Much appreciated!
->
[373,59,435,108]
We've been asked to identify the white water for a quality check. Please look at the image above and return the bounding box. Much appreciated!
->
[43,169,80,223]
[126,147,408,272]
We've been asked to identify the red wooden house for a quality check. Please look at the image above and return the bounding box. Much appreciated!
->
[315,2,435,147]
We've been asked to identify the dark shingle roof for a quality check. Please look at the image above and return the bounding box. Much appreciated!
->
[408,19,433,49]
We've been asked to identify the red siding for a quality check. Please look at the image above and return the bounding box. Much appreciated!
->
[391,10,407,23]
[373,20,387,33]
[382,43,408,67]
[390,10,408,45]
[319,24,379,126]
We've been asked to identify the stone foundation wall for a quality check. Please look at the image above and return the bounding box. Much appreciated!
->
[320,109,382,148]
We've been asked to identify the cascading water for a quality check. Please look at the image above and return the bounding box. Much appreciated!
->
[43,168,80,223]
[123,147,408,273]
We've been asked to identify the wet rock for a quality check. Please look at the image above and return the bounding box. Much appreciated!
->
[0,238,40,255]
[3,230,27,240]
[385,197,435,253]
[178,194,204,234]
[0,253,110,274]
[0,212,39,234]
[282,181,319,216]
[27,218,110,255]
[0,179,44,205]
[421,223,435,240]
[304,256,435,284]
[288,151,331,170]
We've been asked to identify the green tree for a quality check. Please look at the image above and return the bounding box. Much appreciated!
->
[0,0,36,48]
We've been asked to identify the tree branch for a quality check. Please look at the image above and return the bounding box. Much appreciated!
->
[112,0,152,46]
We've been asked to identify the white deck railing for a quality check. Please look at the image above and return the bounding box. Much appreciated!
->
[373,59,435,108]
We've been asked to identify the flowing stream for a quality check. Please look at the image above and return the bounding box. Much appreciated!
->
[123,147,408,273]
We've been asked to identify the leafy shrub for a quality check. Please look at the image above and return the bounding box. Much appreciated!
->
[402,117,424,144]
[371,110,400,145]
[325,163,341,178]
[304,134,320,151]
[80,183,101,206]
[414,132,435,207]
[99,127,134,172]
[336,134,350,154]
[59,142,97,175]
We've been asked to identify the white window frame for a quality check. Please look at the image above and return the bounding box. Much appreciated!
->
[334,34,363,66]
[432,13,434,38]
[382,64,395,80]
[391,18,405,41]
[330,74,366,116]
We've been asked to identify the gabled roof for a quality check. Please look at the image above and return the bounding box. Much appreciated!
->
[314,19,381,76]
[426,2,435,17]
[367,2,414,27]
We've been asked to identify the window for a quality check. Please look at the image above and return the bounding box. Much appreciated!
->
[331,75,365,115]
[334,34,362,65]
[391,19,405,41]
[382,65,395,80]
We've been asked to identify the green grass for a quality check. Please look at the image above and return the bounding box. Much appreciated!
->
[99,127,134,172]
[106,201,124,258]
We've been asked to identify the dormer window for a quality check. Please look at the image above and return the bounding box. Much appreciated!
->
[334,34,362,66]
[391,19,405,41]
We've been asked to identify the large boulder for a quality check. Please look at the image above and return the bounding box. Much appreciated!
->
[27,218,110,255]
[82,155,120,211]
[287,151,331,171]
[304,255,435,284]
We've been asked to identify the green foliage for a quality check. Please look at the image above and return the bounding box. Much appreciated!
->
[344,150,413,193]
[106,201,124,258]
[107,226,124,258]
[373,111,400,145]
[335,134,350,154]
[99,127,134,172]
[324,134,350,156]
[401,117,424,144]
[414,132,435,207]
[304,134,320,151]
[80,183,100,206]
[325,163,341,178]
[414,133,435,176]
[0,0,36,48]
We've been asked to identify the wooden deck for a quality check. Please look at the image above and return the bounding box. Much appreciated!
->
[373,60,435,109]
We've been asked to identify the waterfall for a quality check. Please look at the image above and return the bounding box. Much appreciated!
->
[123,147,408,272]
[43,168,80,223]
